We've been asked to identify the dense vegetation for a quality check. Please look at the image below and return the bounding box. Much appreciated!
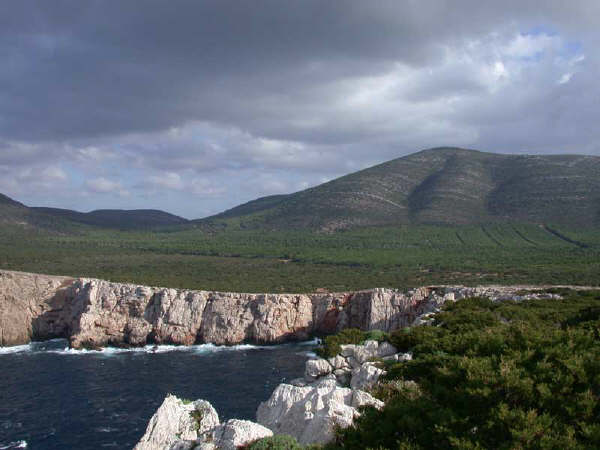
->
[324,291,600,449]
[0,222,598,291]
[1,222,599,292]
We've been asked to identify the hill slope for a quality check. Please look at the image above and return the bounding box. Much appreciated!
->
[202,147,600,230]
[32,207,188,229]
[0,194,188,230]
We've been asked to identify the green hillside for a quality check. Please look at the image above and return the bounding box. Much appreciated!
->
[202,148,600,230]
[32,207,188,229]
[0,193,188,231]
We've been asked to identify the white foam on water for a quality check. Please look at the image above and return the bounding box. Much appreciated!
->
[297,337,321,346]
[45,342,278,356]
[0,345,31,355]
[0,441,27,449]
[1,338,318,356]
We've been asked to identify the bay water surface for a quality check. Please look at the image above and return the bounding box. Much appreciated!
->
[0,339,315,449]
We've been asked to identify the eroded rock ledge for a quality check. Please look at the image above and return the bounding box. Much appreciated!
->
[0,269,569,348]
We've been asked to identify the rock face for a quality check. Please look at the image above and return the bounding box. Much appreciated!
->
[0,270,74,346]
[205,419,273,450]
[256,341,398,445]
[134,395,219,450]
[136,395,270,450]
[256,378,382,445]
[0,269,569,349]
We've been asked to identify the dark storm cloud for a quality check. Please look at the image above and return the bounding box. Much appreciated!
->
[1,1,599,217]
[1,0,593,141]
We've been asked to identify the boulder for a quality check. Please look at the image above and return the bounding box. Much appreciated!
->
[304,358,332,380]
[347,356,361,369]
[376,342,397,358]
[334,368,351,385]
[328,355,349,370]
[363,340,379,353]
[353,346,374,364]
[206,419,273,450]
[169,442,196,450]
[257,379,361,445]
[134,395,219,450]
[340,344,356,357]
[350,363,385,391]
[352,390,385,410]
[382,352,412,362]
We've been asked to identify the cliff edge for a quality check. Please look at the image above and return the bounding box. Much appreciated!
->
[0,269,574,349]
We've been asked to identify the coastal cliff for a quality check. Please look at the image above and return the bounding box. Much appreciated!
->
[0,269,566,349]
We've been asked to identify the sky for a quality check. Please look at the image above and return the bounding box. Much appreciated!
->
[1,1,599,219]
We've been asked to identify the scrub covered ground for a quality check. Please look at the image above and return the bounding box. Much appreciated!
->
[0,222,598,292]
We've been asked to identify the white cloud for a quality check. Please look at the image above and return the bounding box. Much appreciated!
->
[85,177,129,197]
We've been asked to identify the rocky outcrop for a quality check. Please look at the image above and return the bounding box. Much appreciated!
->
[255,340,401,445]
[256,377,383,445]
[0,269,571,349]
[135,340,412,448]
[0,270,74,346]
[136,395,271,450]
[200,420,273,450]
[135,395,220,450]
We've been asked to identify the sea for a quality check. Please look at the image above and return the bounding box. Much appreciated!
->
[0,339,316,449]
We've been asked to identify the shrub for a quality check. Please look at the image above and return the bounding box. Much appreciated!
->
[315,328,391,358]
[325,293,600,449]
[245,434,303,449]
[315,328,367,358]
[190,409,203,431]
[364,329,390,342]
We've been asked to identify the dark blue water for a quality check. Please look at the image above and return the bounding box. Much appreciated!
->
[0,339,315,449]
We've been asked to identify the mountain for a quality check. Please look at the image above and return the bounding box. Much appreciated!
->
[0,194,188,230]
[32,207,188,229]
[201,147,600,230]
[3,147,599,232]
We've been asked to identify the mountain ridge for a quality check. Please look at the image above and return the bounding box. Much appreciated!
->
[2,147,599,231]
[199,147,600,230]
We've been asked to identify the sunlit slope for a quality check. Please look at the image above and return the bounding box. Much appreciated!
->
[202,148,600,230]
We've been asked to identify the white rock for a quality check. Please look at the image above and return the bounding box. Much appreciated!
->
[169,441,196,450]
[350,363,385,391]
[208,419,273,450]
[398,352,412,362]
[289,377,308,387]
[134,395,219,450]
[333,368,351,385]
[352,390,385,410]
[347,356,361,369]
[314,373,338,385]
[340,344,356,357]
[376,342,397,358]
[305,358,332,380]
[363,340,379,353]
[256,381,358,445]
[328,355,349,370]
[353,346,375,364]
[382,352,412,362]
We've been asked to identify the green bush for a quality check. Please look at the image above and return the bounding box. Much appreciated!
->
[364,329,390,342]
[246,434,303,449]
[325,293,600,449]
[315,328,366,358]
[315,328,391,359]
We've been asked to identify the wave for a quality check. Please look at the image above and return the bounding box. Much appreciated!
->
[0,441,27,449]
[1,338,318,356]
[48,342,279,355]
[0,345,31,355]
